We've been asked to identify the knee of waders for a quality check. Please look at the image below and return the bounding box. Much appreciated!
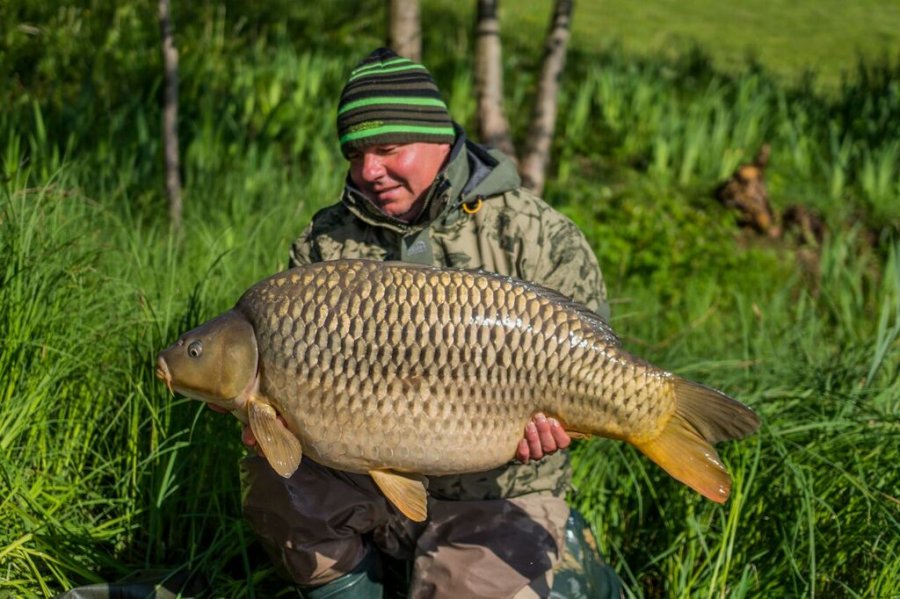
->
[550,509,625,599]
[298,548,383,599]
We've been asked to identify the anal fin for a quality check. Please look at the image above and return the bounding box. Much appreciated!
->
[248,400,302,478]
[370,470,428,522]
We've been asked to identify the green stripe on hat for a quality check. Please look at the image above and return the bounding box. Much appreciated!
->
[337,48,455,158]
[350,56,414,77]
[347,63,427,83]
[340,124,456,144]
[338,96,448,115]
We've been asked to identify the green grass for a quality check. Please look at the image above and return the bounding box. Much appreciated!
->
[1,2,898,597]
[570,229,900,597]
[504,0,900,90]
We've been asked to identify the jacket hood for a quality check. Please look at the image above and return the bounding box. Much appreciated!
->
[341,124,521,234]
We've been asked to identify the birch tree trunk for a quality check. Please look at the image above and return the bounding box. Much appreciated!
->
[474,0,516,161]
[388,0,421,61]
[158,0,182,232]
[519,0,573,194]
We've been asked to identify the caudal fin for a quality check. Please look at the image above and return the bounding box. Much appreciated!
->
[634,378,760,503]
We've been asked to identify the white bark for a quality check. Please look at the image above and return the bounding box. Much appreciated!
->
[519,0,573,194]
[474,0,516,160]
[389,0,421,61]
[159,0,182,231]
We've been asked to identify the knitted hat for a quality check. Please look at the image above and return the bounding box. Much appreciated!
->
[336,48,456,158]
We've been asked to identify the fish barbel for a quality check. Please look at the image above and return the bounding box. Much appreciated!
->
[156,259,759,520]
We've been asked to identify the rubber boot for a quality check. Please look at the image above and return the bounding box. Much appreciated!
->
[298,548,383,599]
[550,509,625,599]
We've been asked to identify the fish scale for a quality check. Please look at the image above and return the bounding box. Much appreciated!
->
[157,258,760,520]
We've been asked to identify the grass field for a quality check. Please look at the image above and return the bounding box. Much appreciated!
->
[1,1,898,597]
[506,0,900,89]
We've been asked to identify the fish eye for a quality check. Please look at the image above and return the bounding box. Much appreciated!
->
[187,341,203,358]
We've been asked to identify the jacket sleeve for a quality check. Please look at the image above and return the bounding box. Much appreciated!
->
[510,190,610,320]
[288,222,318,268]
[534,214,610,320]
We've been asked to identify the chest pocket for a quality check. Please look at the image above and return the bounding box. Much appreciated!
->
[401,229,435,265]
[314,229,391,262]
[437,206,520,277]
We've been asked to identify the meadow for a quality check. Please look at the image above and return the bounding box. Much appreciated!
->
[1,1,898,597]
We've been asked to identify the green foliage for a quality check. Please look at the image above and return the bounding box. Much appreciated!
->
[546,46,900,235]
[1,2,898,598]
[571,231,899,597]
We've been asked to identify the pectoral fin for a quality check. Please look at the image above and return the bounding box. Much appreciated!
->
[248,400,302,478]
[369,470,428,522]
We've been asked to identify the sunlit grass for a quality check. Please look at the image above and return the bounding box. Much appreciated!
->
[571,231,899,597]
[499,0,900,91]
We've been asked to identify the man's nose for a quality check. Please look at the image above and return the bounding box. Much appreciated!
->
[360,153,385,181]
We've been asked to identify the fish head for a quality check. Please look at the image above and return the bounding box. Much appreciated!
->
[156,309,259,410]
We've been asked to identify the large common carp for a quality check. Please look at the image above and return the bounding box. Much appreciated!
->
[157,259,759,521]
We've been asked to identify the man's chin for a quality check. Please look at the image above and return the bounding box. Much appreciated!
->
[373,190,403,204]
[378,200,416,218]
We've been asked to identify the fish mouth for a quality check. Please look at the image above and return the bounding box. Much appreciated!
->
[156,355,174,394]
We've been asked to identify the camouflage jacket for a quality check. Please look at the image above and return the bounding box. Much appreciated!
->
[289,130,608,501]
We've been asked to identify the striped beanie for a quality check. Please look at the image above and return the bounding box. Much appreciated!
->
[337,48,456,158]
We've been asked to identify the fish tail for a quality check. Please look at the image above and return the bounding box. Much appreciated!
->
[634,378,760,503]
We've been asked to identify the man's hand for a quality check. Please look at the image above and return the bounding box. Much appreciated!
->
[241,422,259,449]
[516,413,571,464]
[206,404,262,452]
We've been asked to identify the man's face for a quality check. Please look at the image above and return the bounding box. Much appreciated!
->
[348,142,451,222]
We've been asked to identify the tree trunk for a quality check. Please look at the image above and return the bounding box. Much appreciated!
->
[388,0,421,61]
[474,0,516,161]
[158,0,182,232]
[519,0,573,195]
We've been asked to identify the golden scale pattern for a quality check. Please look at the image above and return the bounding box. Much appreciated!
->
[236,260,675,475]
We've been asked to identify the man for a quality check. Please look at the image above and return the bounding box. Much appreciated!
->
[240,48,622,598]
